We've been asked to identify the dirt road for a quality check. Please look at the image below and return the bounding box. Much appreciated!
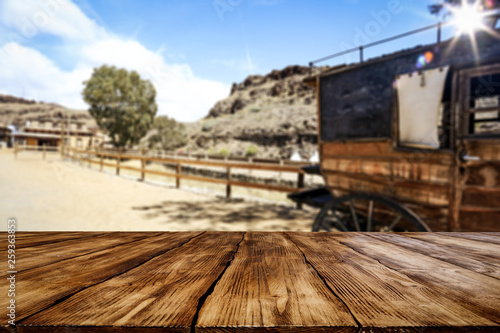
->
[0,149,316,231]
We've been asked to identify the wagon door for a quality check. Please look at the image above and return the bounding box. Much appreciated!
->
[455,64,500,231]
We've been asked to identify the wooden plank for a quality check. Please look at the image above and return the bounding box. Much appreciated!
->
[0,232,103,249]
[460,187,500,208]
[0,232,203,325]
[287,232,497,331]
[196,232,357,332]
[465,140,500,161]
[458,210,500,232]
[406,233,500,261]
[369,233,500,279]
[321,152,454,165]
[443,232,500,245]
[321,141,393,156]
[330,233,500,323]
[324,172,450,206]
[0,232,160,274]
[19,232,243,333]
[322,157,452,183]
[321,141,453,161]
[463,162,500,187]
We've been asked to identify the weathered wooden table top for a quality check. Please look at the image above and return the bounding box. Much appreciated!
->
[1,232,500,332]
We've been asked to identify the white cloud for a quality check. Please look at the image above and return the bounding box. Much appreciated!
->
[0,0,230,122]
[0,42,91,107]
[0,0,105,41]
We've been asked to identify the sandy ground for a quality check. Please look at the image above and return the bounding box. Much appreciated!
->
[0,149,317,231]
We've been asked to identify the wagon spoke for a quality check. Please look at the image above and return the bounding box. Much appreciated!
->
[331,209,349,232]
[313,194,430,233]
[383,214,402,232]
[366,200,374,232]
[349,200,361,231]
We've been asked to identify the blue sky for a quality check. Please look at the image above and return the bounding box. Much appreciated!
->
[0,0,454,122]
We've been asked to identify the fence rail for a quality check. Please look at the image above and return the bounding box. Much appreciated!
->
[98,148,312,166]
[14,143,59,160]
[65,148,309,208]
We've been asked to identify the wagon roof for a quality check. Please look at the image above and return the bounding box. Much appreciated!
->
[304,27,500,87]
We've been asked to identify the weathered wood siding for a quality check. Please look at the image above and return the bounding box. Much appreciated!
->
[459,140,500,231]
[321,141,454,231]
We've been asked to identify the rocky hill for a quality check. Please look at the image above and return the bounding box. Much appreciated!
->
[2,64,327,160]
[0,94,94,128]
[183,65,328,160]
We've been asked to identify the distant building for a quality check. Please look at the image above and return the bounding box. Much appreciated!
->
[0,124,12,148]
[10,119,107,149]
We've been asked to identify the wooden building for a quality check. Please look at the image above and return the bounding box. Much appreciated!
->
[0,124,12,147]
[12,119,105,149]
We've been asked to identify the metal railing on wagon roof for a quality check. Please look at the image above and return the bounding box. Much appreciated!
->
[308,9,500,67]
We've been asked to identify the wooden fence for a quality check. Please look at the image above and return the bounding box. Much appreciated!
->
[14,143,59,160]
[98,148,311,166]
[64,148,309,208]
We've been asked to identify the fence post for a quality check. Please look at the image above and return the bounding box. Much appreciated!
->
[279,159,283,180]
[43,144,46,160]
[14,142,18,159]
[141,158,145,181]
[176,162,181,188]
[100,152,103,171]
[296,173,305,210]
[116,155,120,176]
[88,150,91,168]
[226,167,232,199]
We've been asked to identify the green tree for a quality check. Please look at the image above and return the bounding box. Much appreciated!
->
[147,115,188,151]
[82,65,158,148]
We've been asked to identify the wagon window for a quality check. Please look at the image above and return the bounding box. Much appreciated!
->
[396,66,450,149]
[467,73,500,136]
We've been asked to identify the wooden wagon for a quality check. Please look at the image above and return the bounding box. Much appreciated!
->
[298,16,500,232]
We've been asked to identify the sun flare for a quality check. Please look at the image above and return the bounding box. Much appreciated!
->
[453,5,484,33]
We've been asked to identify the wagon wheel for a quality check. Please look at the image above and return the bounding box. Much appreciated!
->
[312,193,431,232]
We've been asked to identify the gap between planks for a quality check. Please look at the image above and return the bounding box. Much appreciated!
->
[282,232,362,330]
[190,232,246,333]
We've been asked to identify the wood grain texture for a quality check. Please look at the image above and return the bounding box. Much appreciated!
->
[442,232,500,244]
[196,232,357,332]
[0,232,104,249]
[324,171,450,206]
[286,232,496,332]
[0,232,160,275]
[321,141,452,161]
[368,233,500,279]
[330,233,500,323]
[321,156,452,183]
[2,232,499,332]
[19,232,243,333]
[405,233,500,261]
[465,140,500,161]
[0,232,203,325]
